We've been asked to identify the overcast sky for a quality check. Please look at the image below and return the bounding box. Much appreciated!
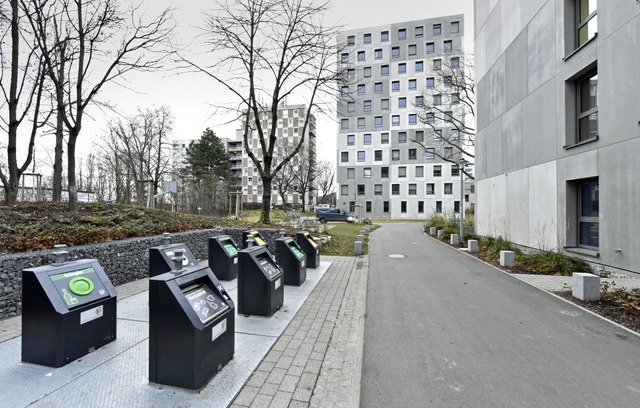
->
[77,0,474,166]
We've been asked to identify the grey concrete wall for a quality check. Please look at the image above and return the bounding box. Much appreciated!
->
[0,227,283,321]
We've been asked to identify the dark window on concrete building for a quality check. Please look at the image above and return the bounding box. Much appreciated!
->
[433,23,441,36]
[398,131,407,143]
[392,149,400,161]
[436,200,442,213]
[392,46,400,58]
[577,70,598,143]
[357,150,365,162]
[381,132,389,144]
[416,61,424,72]
[357,51,365,61]
[399,97,407,108]
[408,44,417,55]
[364,67,372,77]
[433,165,442,177]
[401,201,407,213]
[578,178,599,248]
[366,201,372,212]
[364,100,372,112]
[392,184,400,195]
[374,82,383,93]
[375,48,383,59]
[375,116,383,127]
[383,201,389,212]
[341,185,349,195]
[399,166,406,178]
[408,184,417,195]
[454,200,460,213]
[347,134,355,146]
[409,148,417,160]
[381,65,389,76]
[347,168,355,179]
[398,63,406,74]
[426,183,435,195]
[364,33,372,44]
[364,167,372,178]
[416,165,424,177]
[375,150,382,161]
[444,183,453,194]
[426,148,435,159]
[341,118,349,129]
[443,40,452,53]
[358,184,365,195]
[451,21,459,33]
[576,0,597,48]
[418,201,424,213]
[381,167,389,178]
[426,42,435,54]
[374,184,383,195]
[364,133,372,145]
[398,28,407,40]
[381,31,389,42]
[415,26,424,38]
[341,151,349,162]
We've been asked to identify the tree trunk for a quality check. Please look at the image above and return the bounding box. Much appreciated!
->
[4,0,20,205]
[259,176,273,224]
[67,131,78,211]
[52,51,66,202]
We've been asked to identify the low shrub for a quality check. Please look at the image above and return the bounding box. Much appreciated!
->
[482,236,522,261]
[518,250,592,276]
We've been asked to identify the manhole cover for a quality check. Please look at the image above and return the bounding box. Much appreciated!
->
[388,254,406,258]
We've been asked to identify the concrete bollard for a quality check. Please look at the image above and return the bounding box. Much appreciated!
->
[572,272,600,301]
[450,234,459,245]
[437,230,443,239]
[429,227,436,236]
[354,241,363,256]
[357,234,365,242]
[500,250,515,267]
[468,240,479,253]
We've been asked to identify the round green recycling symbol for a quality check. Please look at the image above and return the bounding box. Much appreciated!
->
[68,277,94,296]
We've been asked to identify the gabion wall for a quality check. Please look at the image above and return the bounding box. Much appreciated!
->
[0,227,284,321]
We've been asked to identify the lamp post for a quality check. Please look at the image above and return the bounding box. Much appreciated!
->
[459,158,465,243]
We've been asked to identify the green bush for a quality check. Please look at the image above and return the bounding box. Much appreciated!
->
[518,250,592,276]
[483,236,522,261]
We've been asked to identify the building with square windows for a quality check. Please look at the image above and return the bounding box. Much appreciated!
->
[474,1,640,275]
[336,16,470,219]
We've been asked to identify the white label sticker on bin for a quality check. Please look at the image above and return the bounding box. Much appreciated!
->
[275,278,281,290]
[212,318,227,342]
[234,257,238,264]
[80,305,103,325]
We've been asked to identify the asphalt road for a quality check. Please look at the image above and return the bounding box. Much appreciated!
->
[360,223,640,407]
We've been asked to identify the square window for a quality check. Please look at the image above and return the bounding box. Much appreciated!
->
[408,44,417,55]
[374,82,383,93]
[577,70,598,142]
[347,168,355,179]
[433,23,441,36]
[444,76,452,87]
[433,165,442,177]
[381,98,390,110]
[443,40,452,52]
[392,115,400,126]
[357,84,365,95]
[341,118,349,129]
[426,77,435,88]
[363,167,372,178]
[408,79,416,90]
[358,184,365,195]
[392,46,400,58]
[364,133,372,145]
[398,63,406,74]
[381,132,389,144]
[374,184,383,195]
[434,94,442,105]
[409,148,417,159]
[454,201,461,213]
[451,93,460,104]
[451,21,459,33]
[577,1,597,48]
[415,130,424,142]
[341,85,349,96]
[451,57,460,69]
[383,201,390,212]
[415,61,424,72]
[341,53,349,63]
[399,166,406,178]
[392,149,400,160]
[398,131,407,143]
[375,48,383,59]
[347,134,355,145]
[357,117,365,129]
[451,129,460,139]
[392,81,400,92]
[364,33,372,44]
[381,31,389,42]
[357,51,365,61]
[347,36,355,45]
[434,59,442,70]
[415,95,424,107]
[364,66,372,77]
[409,114,417,125]
[357,150,365,162]
[418,201,424,213]
[444,183,453,195]
[434,129,442,139]
[400,201,407,213]
[392,184,400,195]
[364,100,372,112]
[426,42,435,54]
[374,116,383,128]
[381,65,389,76]
[436,201,442,213]
[375,150,382,161]
[366,201,372,212]
[444,146,453,158]
[451,164,459,177]
[425,112,435,124]
[408,184,417,195]
[426,148,435,159]
[341,185,349,195]
[341,151,349,162]
[415,26,423,38]
[381,167,389,178]
[348,68,356,79]
[415,165,423,176]
[426,183,435,195]
[398,28,406,40]
[399,97,407,108]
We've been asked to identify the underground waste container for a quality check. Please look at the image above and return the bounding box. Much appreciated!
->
[149,259,235,390]
[208,235,239,281]
[21,258,117,368]
[275,237,307,286]
[149,243,198,278]
[241,229,267,249]
[296,231,320,269]
[237,245,284,316]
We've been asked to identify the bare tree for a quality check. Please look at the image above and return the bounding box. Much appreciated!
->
[412,54,475,178]
[107,106,173,207]
[185,0,343,223]
[24,0,174,210]
[314,160,334,204]
[0,0,50,204]
[294,148,314,212]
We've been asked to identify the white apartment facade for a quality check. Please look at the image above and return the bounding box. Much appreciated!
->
[336,16,469,219]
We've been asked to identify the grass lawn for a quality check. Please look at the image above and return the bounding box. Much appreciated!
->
[322,223,377,256]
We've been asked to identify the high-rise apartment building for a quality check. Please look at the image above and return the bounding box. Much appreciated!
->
[474,1,640,274]
[337,16,468,219]
[237,104,317,209]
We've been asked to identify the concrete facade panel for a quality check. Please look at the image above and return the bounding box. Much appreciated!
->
[485,117,503,178]
[502,103,523,173]
[476,76,491,131]
[475,0,491,39]
[475,127,488,180]
[526,1,556,93]
[505,28,529,110]
[485,5,503,74]
[520,0,547,32]
[475,21,488,82]
[505,169,529,244]
[489,174,508,237]
[527,162,558,249]
[501,0,522,54]
[522,79,557,167]
[489,53,507,123]
[475,178,493,237]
